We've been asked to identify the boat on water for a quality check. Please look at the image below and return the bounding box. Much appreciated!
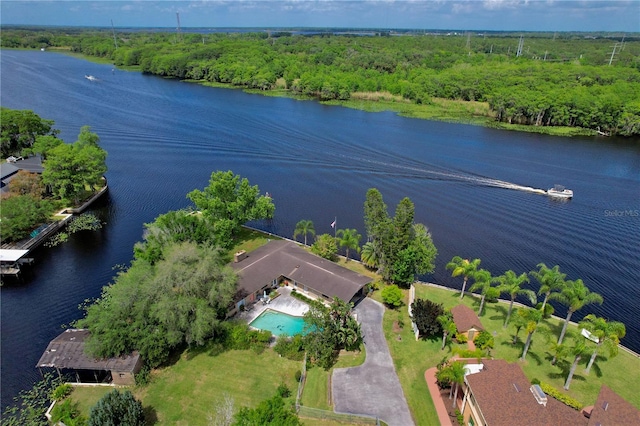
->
[547,185,573,199]
[85,75,98,81]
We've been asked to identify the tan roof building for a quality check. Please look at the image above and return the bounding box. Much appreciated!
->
[462,359,585,426]
[451,304,483,340]
[587,384,640,425]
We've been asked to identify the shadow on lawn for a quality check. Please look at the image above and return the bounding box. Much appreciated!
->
[143,405,158,425]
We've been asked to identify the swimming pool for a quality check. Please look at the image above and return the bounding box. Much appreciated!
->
[249,309,307,336]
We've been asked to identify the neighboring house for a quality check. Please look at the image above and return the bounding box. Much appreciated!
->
[1,155,44,195]
[451,304,484,340]
[36,329,142,386]
[585,384,640,425]
[229,240,372,316]
[459,359,640,426]
[461,359,585,426]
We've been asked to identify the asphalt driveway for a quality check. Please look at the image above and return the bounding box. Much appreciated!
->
[332,298,415,426]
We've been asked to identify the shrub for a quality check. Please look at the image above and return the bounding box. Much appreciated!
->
[51,383,73,401]
[310,233,338,261]
[455,409,464,425]
[135,364,151,386]
[411,298,445,338]
[274,335,305,361]
[539,382,583,410]
[88,389,145,426]
[455,332,468,343]
[381,284,403,308]
[51,399,86,426]
[294,370,302,382]
[531,378,541,385]
[277,383,291,398]
[473,330,494,351]
[453,348,484,360]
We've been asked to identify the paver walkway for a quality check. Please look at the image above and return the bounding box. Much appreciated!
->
[332,298,415,426]
[424,367,454,426]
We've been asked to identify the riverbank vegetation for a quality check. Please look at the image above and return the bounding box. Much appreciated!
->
[3,27,639,136]
[0,109,107,244]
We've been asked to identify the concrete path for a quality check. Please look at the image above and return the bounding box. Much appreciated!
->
[332,298,415,426]
[424,367,454,426]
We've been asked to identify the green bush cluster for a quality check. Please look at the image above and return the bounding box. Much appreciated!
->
[225,322,272,352]
[277,383,292,398]
[51,399,86,426]
[473,331,495,351]
[539,382,584,410]
[455,332,468,344]
[381,284,403,308]
[274,334,306,361]
[51,383,73,401]
[290,289,314,304]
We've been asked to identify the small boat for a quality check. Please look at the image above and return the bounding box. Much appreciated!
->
[85,75,98,81]
[547,185,573,199]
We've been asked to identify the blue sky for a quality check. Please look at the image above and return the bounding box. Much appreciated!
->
[1,1,638,32]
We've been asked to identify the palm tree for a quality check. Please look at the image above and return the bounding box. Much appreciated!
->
[579,314,626,374]
[550,279,603,345]
[495,270,536,327]
[564,338,589,390]
[336,228,361,261]
[360,241,379,269]
[437,360,466,408]
[517,307,543,361]
[530,263,566,312]
[437,313,457,350]
[293,219,315,246]
[446,256,481,299]
[468,269,497,316]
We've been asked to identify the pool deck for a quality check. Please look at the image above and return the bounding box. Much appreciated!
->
[237,286,310,324]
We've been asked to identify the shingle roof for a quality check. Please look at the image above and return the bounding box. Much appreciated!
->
[465,359,586,426]
[451,304,483,332]
[36,329,140,373]
[232,240,371,303]
[587,384,640,425]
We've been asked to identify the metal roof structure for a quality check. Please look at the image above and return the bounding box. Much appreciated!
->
[232,240,371,303]
[36,329,140,373]
[0,249,29,263]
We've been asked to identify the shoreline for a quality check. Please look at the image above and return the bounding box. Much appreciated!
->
[39,49,599,138]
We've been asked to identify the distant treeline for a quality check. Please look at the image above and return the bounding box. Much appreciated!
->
[3,28,640,136]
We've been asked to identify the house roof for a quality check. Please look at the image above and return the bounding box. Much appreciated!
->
[587,384,640,425]
[451,304,483,332]
[0,163,20,180]
[465,359,586,426]
[232,240,371,303]
[36,329,140,373]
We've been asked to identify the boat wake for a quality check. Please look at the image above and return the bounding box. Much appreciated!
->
[349,155,550,196]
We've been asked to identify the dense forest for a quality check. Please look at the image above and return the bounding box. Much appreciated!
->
[3,27,639,136]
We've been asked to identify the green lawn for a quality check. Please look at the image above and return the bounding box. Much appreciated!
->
[412,284,640,410]
[133,346,301,425]
[68,385,114,417]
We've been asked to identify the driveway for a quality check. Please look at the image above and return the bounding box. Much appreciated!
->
[332,298,415,426]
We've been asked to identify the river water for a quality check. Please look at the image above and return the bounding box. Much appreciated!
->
[1,50,639,409]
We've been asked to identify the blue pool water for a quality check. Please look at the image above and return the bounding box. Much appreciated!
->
[250,309,307,336]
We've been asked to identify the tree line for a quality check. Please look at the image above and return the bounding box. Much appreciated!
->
[0,108,107,243]
[3,28,639,136]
